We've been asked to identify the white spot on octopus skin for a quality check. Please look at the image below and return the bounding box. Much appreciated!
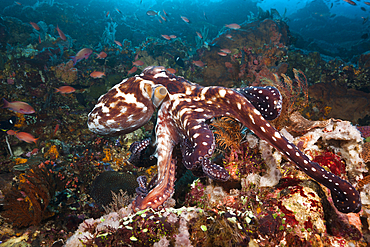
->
[193,133,200,138]
[237,102,242,110]
[253,108,261,115]
[248,114,255,124]
[219,89,227,97]
[274,132,281,139]
[200,88,208,100]
[193,125,201,130]
[101,105,110,113]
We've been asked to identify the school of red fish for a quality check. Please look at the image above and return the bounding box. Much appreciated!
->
[2,7,244,145]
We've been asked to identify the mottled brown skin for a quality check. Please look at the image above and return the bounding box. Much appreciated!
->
[88,66,361,213]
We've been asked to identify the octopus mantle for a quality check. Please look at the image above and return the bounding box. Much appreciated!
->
[87,66,361,214]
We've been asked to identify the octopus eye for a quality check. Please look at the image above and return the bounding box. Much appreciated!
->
[152,85,168,107]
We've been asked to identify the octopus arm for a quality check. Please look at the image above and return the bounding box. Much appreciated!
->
[180,117,229,181]
[132,102,179,212]
[235,86,283,120]
[208,87,361,213]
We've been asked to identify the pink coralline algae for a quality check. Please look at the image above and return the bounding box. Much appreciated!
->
[357,126,370,138]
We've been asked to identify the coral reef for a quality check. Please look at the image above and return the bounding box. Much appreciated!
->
[53,60,78,84]
[1,161,62,228]
[1,4,370,245]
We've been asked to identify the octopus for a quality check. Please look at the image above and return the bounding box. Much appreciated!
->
[87,66,361,214]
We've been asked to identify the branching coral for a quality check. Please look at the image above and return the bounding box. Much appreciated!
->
[101,22,118,46]
[102,189,133,214]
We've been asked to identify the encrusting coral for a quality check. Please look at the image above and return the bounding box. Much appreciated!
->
[53,60,78,84]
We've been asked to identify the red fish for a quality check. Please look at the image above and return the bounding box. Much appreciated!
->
[106,11,110,17]
[163,9,168,16]
[7,130,16,135]
[192,60,205,67]
[55,86,76,94]
[56,25,67,41]
[53,124,59,136]
[220,48,231,54]
[159,14,167,22]
[70,48,93,65]
[169,35,177,39]
[226,34,233,39]
[15,132,38,144]
[30,22,40,30]
[114,40,123,47]
[343,0,356,5]
[90,71,106,78]
[218,52,227,56]
[181,16,190,23]
[365,2,370,5]
[196,31,202,39]
[225,23,241,29]
[128,66,138,75]
[15,2,22,5]
[115,8,122,14]
[38,35,41,44]
[3,99,35,114]
[96,51,107,59]
[161,35,171,40]
[132,60,144,66]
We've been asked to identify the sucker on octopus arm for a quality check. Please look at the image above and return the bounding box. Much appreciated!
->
[87,66,361,214]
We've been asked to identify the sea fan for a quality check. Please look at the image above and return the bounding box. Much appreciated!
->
[1,162,60,228]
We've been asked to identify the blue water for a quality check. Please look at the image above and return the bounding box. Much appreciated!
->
[0,0,369,60]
